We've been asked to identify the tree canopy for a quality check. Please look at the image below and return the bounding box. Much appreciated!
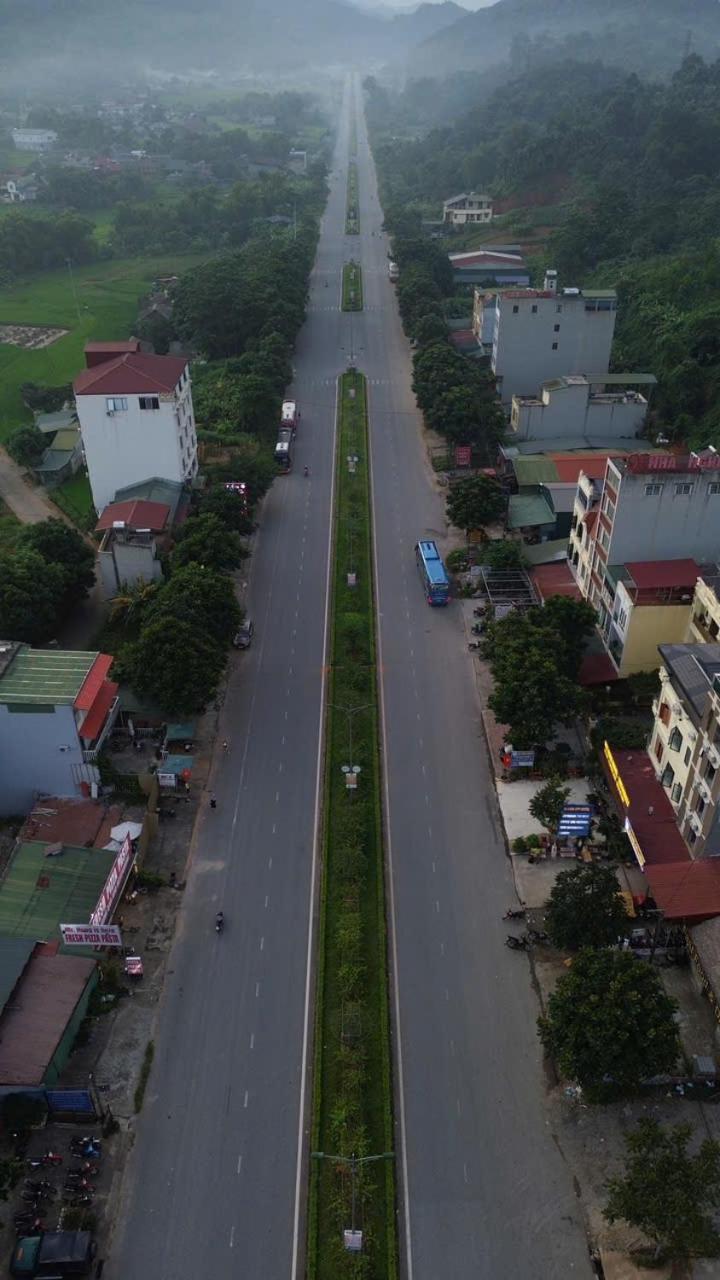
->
[604,1120,720,1261]
[544,863,629,951]
[528,777,570,832]
[538,949,680,1098]
[446,474,506,533]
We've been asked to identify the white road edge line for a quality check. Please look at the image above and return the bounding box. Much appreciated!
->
[290,369,339,1280]
[367,381,415,1276]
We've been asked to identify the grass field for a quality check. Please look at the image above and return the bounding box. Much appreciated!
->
[0,251,212,440]
[308,370,396,1280]
[52,471,95,527]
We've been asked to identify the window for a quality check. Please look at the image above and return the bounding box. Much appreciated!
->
[658,702,671,725]
[654,738,663,763]
[552,342,558,350]
[661,763,675,789]
[600,530,610,552]
[668,727,683,752]
[105,396,127,413]
[531,304,538,314]
[512,305,519,314]
[684,747,692,765]
[675,482,693,496]
[709,483,720,495]
[671,782,683,804]
[696,793,706,817]
[705,761,717,784]
[139,396,160,411]
[616,607,628,630]
[553,324,560,332]
[644,483,663,496]
[688,826,698,846]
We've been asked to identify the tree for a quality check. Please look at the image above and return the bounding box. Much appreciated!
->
[6,424,46,467]
[480,540,527,569]
[545,863,629,951]
[0,548,64,642]
[127,617,226,716]
[538,949,680,1098]
[539,595,597,678]
[169,514,246,573]
[199,485,254,534]
[446,475,506,534]
[528,776,570,832]
[604,1120,720,1261]
[21,520,95,605]
[489,651,583,748]
[412,312,448,348]
[145,564,241,648]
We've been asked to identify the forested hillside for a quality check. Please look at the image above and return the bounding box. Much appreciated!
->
[366,54,720,450]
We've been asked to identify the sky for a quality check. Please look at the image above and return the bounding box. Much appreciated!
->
[359,0,496,9]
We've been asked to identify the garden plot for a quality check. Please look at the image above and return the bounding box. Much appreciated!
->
[0,323,69,349]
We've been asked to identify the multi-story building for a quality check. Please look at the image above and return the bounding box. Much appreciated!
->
[11,128,57,152]
[509,374,648,443]
[650,643,720,855]
[0,642,120,814]
[96,497,171,598]
[443,192,493,226]
[73,343,197,512]
[449,250,529,288]
[571,452,720,614]
[687,572,720,645]
[596,559,699,676]
[490,273,618,404]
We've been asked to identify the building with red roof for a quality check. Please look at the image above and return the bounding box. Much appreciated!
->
[73,343,197,512]
[95,497,172,598]
[0,643,119,815]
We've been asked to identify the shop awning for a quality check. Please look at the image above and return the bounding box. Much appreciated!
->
[646,861,720,924]
[602,743,690,869]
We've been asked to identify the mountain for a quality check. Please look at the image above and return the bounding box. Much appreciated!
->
[0,0,466,90]
[403,0,720,79]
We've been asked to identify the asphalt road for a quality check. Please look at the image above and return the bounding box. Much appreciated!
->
[349,86,595,1279]
[108,86,354,1280]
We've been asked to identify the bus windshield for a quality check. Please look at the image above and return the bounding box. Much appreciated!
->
[415,540,450,606]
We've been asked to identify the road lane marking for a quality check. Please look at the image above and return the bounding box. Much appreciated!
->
[268,856,273,869]
[276,791,280,803]
[432,861,436,873]
[255,982,261,998]
[272,823,277,835]
[457,1098,462,1116]
[260,936,265,951]
[230,1226,235,1248]
[264,895,269,908]
[237,1155,242,1175]
[291,370,339,1280]
[435,900,440,913]
[244,1091,249,1109]
[250,1033,255,1050]
[440,942,445,955]
[464,1163,469,1184]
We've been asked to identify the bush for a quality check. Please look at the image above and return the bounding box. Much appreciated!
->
[512,836,528,852]
[446,548,469,571]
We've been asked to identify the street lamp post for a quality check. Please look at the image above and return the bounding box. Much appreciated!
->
[329,702,372,766]
[311,1150,394,1251]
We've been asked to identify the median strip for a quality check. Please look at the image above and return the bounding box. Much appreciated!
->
[346,161,359,234]
[342,261,363,311]
[307,369,397,1279]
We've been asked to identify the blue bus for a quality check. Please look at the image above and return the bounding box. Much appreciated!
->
[415,540,450,606]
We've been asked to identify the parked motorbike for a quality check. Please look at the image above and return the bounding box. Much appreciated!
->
[527,927,550,944]
[505,934,529,951]
[26,1151,62,1169]
[21,1189,52,1204]
[68,1161,94,1176]
[502,908,526,921]
[14,1217,44,1234]
[23,1180,55,1195]
[64,1194,93,1207]
[470,623,485,635]
[468,642,481,652]
[64,1179,95,1193]
[70,1137,101,1156]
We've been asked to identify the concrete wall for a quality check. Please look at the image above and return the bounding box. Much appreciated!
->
[609,471,720,564]
[77,379,196,512]
[510,381,646,441]
[0,704,83,815]
[492,295,616,402]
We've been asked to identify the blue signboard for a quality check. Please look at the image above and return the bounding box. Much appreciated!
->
[510,750,536,769]
[557,804,593,837]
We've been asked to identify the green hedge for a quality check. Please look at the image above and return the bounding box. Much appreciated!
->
[307,370,397,1280]
[342,261,363,311]
[346,162,360,235]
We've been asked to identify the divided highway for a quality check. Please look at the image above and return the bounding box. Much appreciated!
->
[110,75,592,1280]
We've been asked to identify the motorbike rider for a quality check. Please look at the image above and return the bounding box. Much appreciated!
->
[215,911,224,932]
[304,465,309,477]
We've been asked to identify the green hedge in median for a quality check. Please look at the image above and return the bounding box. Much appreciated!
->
[342,261,363,312]
[307,370,397,1280]
[346,161,360,235]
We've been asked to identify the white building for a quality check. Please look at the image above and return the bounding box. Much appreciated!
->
[510,375,648,443]
[73,345,197,513]
[443,192,493,226]
[11,128,58,153]
[491,272,618,404]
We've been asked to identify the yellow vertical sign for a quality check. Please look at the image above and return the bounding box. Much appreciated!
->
[603,741,631,809]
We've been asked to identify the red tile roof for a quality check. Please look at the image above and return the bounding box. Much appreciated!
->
[578,653,618,685]
[531,562,582,602]
[553,454,614,483]
[84,341,140,368]
[74,353,187,397]
[95,499,170,533]
[78,679,119,744]
[646,861,720,924]
[625,558,700,591]
[74,654,113,711]
[603,748,690,867]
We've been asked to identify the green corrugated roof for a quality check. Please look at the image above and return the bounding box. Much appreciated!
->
[590,372,658,386]
[508,493,555,530]
[512,456,559,485]
[0,843,116,944]
[522,538,570,565]
[582,289,617,299]
[0,647,99,705]
[0,936,35,1012]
